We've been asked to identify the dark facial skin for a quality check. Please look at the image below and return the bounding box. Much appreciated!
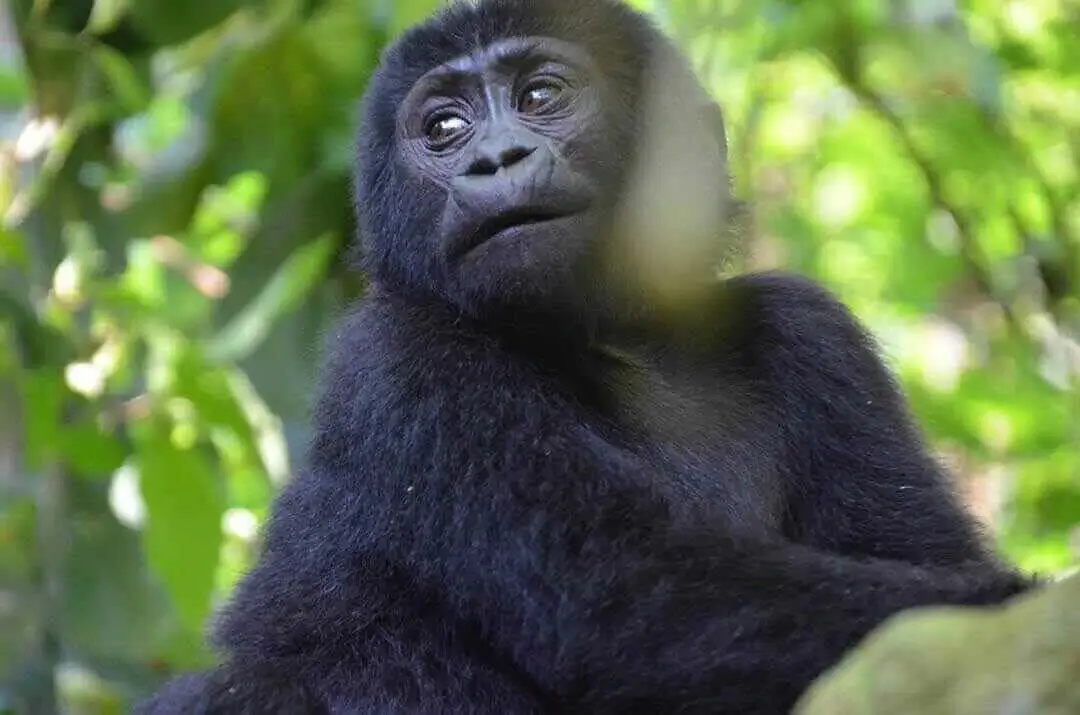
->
[394,37,623,324]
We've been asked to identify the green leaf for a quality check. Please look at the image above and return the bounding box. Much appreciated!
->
[0,67,29,108]
[0,227,29,267]
[205,27,338,191]
[128,0,259,46]
[136,430,224,632]
[87,0,129,35]
[20,369,64,470]
[0,289,73,368]
[92,45,151,113]
[385,0,442,38]
[59,422,129,479]
[205,233,336,363]
[304,0,383,91]
[60,479,200,667]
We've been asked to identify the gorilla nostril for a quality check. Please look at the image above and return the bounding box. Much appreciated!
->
[501,145,535,167]
[466,144,537,176]
[467,156,500,176]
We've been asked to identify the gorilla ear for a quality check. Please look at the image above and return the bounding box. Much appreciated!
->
[609,48,742,311]
[701,98,730,165]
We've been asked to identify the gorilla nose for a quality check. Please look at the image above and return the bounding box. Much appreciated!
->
[463,138,537,177]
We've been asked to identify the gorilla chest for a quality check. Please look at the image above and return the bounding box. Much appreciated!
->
[596,356,784,532]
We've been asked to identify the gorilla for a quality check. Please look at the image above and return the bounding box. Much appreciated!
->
[137,0,1031,713]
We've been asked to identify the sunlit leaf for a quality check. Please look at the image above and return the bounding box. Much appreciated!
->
[136,429,224,631]
[87,0,129,35]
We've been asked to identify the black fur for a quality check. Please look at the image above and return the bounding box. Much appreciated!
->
[136,1,1030,713]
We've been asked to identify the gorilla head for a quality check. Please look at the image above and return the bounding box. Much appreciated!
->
[354,0,739,330]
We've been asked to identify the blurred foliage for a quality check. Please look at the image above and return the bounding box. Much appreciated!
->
[0,0,1076,711]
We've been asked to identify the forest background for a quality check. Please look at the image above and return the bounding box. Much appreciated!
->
[0,0,1077,711]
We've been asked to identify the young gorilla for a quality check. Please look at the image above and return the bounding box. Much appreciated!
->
[137,0,1031,713]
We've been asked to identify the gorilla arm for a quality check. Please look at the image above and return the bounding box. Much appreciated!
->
[689,272,1013,569]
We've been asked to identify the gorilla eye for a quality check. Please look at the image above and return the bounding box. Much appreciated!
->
[424,112,469,146]
[517,80,563,114]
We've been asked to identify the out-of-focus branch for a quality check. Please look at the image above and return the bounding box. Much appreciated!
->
[830,61,1019,326]
[975,112,1077,310]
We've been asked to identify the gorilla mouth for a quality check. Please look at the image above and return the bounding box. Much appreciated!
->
[481,208,572,239]
[457,205,585,255]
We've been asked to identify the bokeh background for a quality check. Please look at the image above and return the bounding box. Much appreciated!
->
[0,0,1077,711]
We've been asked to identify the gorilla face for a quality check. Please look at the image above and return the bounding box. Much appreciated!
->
[394,37,620,318]
[354,0,734,330]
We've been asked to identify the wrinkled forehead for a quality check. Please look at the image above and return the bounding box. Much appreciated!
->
[376,0,655,99]
[416,36,598,86]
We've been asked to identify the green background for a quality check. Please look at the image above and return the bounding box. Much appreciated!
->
[0,0,1077,711]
